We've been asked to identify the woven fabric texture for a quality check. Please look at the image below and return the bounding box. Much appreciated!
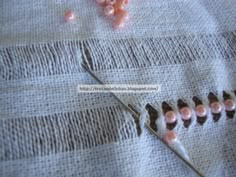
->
[1,0,236,176]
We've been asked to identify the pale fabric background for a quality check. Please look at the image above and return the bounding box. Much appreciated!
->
[0,0,236,176]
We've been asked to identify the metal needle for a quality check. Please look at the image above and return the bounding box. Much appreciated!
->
[81,63,205,177]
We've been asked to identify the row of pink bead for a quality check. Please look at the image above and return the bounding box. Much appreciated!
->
[164,101,234,145]
[96,0,130,29]
[164,99,235,124]
[163,99,235,144]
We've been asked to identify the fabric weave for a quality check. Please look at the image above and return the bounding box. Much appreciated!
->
[1,0,236,176]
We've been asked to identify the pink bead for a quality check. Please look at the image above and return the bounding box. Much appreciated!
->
[104,5,115,16]
[113,11,129,29]
[64,10,76,22]
[224,99,235,111]
[210,102,222,114]
[180,107,192,120]
[195,105,207,117]
[116,10,130,22]
[125,0,129,5]
[113,0,126,12]
[96,0,106,4]
[106,0,116,5]
[164,111,177,124]
[164,131,177,145]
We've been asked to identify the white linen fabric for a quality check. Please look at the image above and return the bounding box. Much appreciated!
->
[0,0,236,176]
